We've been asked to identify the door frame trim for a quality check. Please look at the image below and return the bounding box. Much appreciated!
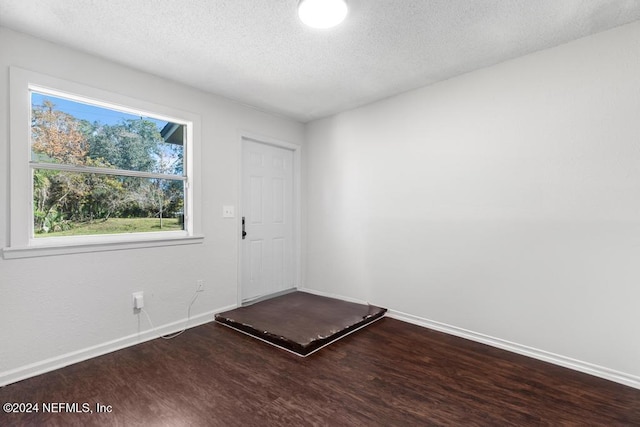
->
[237,131,302,306]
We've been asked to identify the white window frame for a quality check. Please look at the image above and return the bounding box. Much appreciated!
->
[3,67,203,259]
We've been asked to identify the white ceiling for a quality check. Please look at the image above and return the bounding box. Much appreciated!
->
[1,0,640,122]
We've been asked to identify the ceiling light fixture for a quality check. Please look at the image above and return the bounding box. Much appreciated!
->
[298,0,348,29]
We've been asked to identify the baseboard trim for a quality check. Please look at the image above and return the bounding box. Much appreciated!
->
[298,287,640,390]
[297,287,369,304]
[0,304,235,388]
[388,309,640,390]
[241,287,297,306]
[5,290,638,391]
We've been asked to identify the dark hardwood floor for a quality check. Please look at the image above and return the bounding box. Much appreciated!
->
[1,318,638,426]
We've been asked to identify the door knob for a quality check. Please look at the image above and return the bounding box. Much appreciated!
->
[242,216,247,239]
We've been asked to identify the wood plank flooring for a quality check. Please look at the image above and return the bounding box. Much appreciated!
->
[1,318,638,426]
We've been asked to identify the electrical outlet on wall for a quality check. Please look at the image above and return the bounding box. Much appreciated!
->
[132,291,144,310]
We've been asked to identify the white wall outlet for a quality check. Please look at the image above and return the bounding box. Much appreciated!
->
[132,291,144,309]
[222,205,235,218]
[196,280,205,292]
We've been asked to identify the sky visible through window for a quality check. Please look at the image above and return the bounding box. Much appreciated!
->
[31,92,168,130]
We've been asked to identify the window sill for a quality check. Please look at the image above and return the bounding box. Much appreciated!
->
[2,234,205,259]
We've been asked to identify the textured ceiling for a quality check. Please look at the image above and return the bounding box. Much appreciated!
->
[1,0,640,122]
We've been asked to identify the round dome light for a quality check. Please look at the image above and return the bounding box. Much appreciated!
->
[298,0,348,29]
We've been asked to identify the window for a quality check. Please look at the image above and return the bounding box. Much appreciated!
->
[31,91,187,238]
[5,67,202,258]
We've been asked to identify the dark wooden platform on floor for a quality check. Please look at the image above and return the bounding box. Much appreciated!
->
[215,291,387,355]
[1,318,639,426]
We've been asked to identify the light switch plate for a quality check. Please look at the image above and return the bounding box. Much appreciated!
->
[222,205,235,218]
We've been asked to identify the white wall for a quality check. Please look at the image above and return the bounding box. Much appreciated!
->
[305,21,640,385]
[0,27,304,385]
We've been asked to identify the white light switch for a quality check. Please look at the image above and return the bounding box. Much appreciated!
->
[222,205,235,218]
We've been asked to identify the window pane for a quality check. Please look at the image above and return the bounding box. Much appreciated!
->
[31,91,184,175]
[33,169,185,238]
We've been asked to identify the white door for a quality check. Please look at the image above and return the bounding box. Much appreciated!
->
[241,138,295,302]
